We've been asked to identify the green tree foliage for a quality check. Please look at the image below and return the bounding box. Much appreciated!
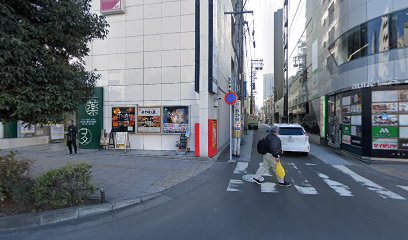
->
[0,0,109,123]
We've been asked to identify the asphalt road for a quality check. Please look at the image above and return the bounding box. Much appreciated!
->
[2,125,408,240]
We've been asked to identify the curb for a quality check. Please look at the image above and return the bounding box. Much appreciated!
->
[0,194,161,231]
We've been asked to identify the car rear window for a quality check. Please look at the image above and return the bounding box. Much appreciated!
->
[279,127,304,135]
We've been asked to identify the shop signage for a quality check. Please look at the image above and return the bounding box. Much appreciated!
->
[372,114,398,126]
[372,127,398,138]
[320,96,326,137]
[233,100,241,138]
[352,80,399,90]
[137,107,161,133]
[78,87,103,149]
[115,132,128,149]
[342,125,351,136]
[372,138,398,150]
[100,0,125,15]
[163,106,189,134]
[112,107,136,132]
[208,119,218,158]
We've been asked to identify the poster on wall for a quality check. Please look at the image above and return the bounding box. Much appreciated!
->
[112,107,136,132]
[342,135,351,145]
[372,103,398,112]
[351,115,362,126]
[372,126,398,138]
[372,90,399,102]
[137,107,161,133]
[372,138,398,150]
[400,90,408,101]
[399,103,408,112]
[372,114,398,126]
[342,96,351,106]
[163,106,189,134]
[350,104,362,113]
[351,93,362,104]
[351,126,362,137]
[341,106,351,114]
[400,115,408,126]
[342,116,351,124]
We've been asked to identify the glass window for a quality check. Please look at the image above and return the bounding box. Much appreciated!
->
[360,23,368,56]
[367,16,389,55]
[329,35,348,65]
[347,26,361,61]
[279,127,305,135]
[390,9,408,49]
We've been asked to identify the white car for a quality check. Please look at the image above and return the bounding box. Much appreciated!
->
[272,124,310,155]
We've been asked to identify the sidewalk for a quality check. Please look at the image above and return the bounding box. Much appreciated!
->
[5,143,214,201]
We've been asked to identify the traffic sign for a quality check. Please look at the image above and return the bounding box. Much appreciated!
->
[224,92,237,105]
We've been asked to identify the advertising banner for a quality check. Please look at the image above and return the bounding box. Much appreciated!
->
[137,107,161,133]
[233,100,241,138]
[372,138,398,150]
[372,114,398,126]
[208,120,218,158]
[112,107,136,132]
[78,87,103,149]
[320,96,326,137]
[372,127,398,138]
[163,106,189,134]
[372,103,398,112]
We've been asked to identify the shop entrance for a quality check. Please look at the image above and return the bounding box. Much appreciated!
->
[327,94,341,148]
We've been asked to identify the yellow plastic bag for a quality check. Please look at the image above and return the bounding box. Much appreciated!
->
[275,161,286,179]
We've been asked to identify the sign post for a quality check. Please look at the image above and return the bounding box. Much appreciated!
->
[225,92,237,162]
[233,100,241,156]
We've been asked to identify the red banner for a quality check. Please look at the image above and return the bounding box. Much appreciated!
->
[208,120,218,158]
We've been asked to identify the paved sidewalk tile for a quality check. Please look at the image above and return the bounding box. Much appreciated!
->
[3,143,215,202]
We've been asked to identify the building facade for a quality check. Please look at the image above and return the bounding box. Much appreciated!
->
[273,8,284,122]
[263,73,274,124]
[82,0,237,157]
[286,0,408,161]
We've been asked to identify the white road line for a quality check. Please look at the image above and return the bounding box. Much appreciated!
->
[287,163,318,195]
[305,163,316,166]
[233,162,248,174]
[227,179,244,192]
[261,182,278,193]
[317,173,353,197]
[334,165,405,200]
[397,185,408,192]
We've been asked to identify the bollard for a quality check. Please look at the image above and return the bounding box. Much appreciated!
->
[99,187,106,203]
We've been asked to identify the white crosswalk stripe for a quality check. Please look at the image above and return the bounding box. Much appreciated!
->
[333,165,405,200]
[227,162,407,200]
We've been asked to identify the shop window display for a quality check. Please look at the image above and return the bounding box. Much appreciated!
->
[341,92,362,147]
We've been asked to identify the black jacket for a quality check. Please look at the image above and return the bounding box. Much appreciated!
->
[67,125,77,141]
[267,133,283,158]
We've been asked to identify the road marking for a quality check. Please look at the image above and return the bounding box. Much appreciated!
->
[233,162,248,174]
[305,163,316,166]
[261,182,278,193]
[334,165,405,200]
[287,163,318,195]
[227,179,244,192]
[397,185,408,192]
[317,173,353,197]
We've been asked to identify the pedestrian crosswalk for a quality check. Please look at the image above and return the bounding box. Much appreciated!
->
[227,161,408,201]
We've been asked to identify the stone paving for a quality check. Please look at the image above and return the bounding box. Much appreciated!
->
[3,143,216,202]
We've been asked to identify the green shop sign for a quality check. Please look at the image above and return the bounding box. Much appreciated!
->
[372,126,398,138]
[78,87,103,149]
[342,125,351,136]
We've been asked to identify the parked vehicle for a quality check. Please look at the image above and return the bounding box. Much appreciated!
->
[270,124,310,155]
[248,115,259,130]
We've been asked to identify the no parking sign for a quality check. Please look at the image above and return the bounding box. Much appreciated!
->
[224,92,237,105]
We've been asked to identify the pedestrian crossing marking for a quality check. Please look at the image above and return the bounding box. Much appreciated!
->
[397,185,408,192]
[261,182,278,193]
[305,163,316,166]
[287,163,318,195]
[227,179,244,192]
[317,173,353,197]
[233,162,248,174]
[333,165,405,200]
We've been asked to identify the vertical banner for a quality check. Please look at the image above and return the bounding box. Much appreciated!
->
[320,96,326,138]
[78,87,103,149]
[233,100,241,138]
[208,119,218,158]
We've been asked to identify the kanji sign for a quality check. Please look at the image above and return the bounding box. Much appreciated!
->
[224,92,237,105]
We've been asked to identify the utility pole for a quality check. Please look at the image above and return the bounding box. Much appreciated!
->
[283,0,289,123]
